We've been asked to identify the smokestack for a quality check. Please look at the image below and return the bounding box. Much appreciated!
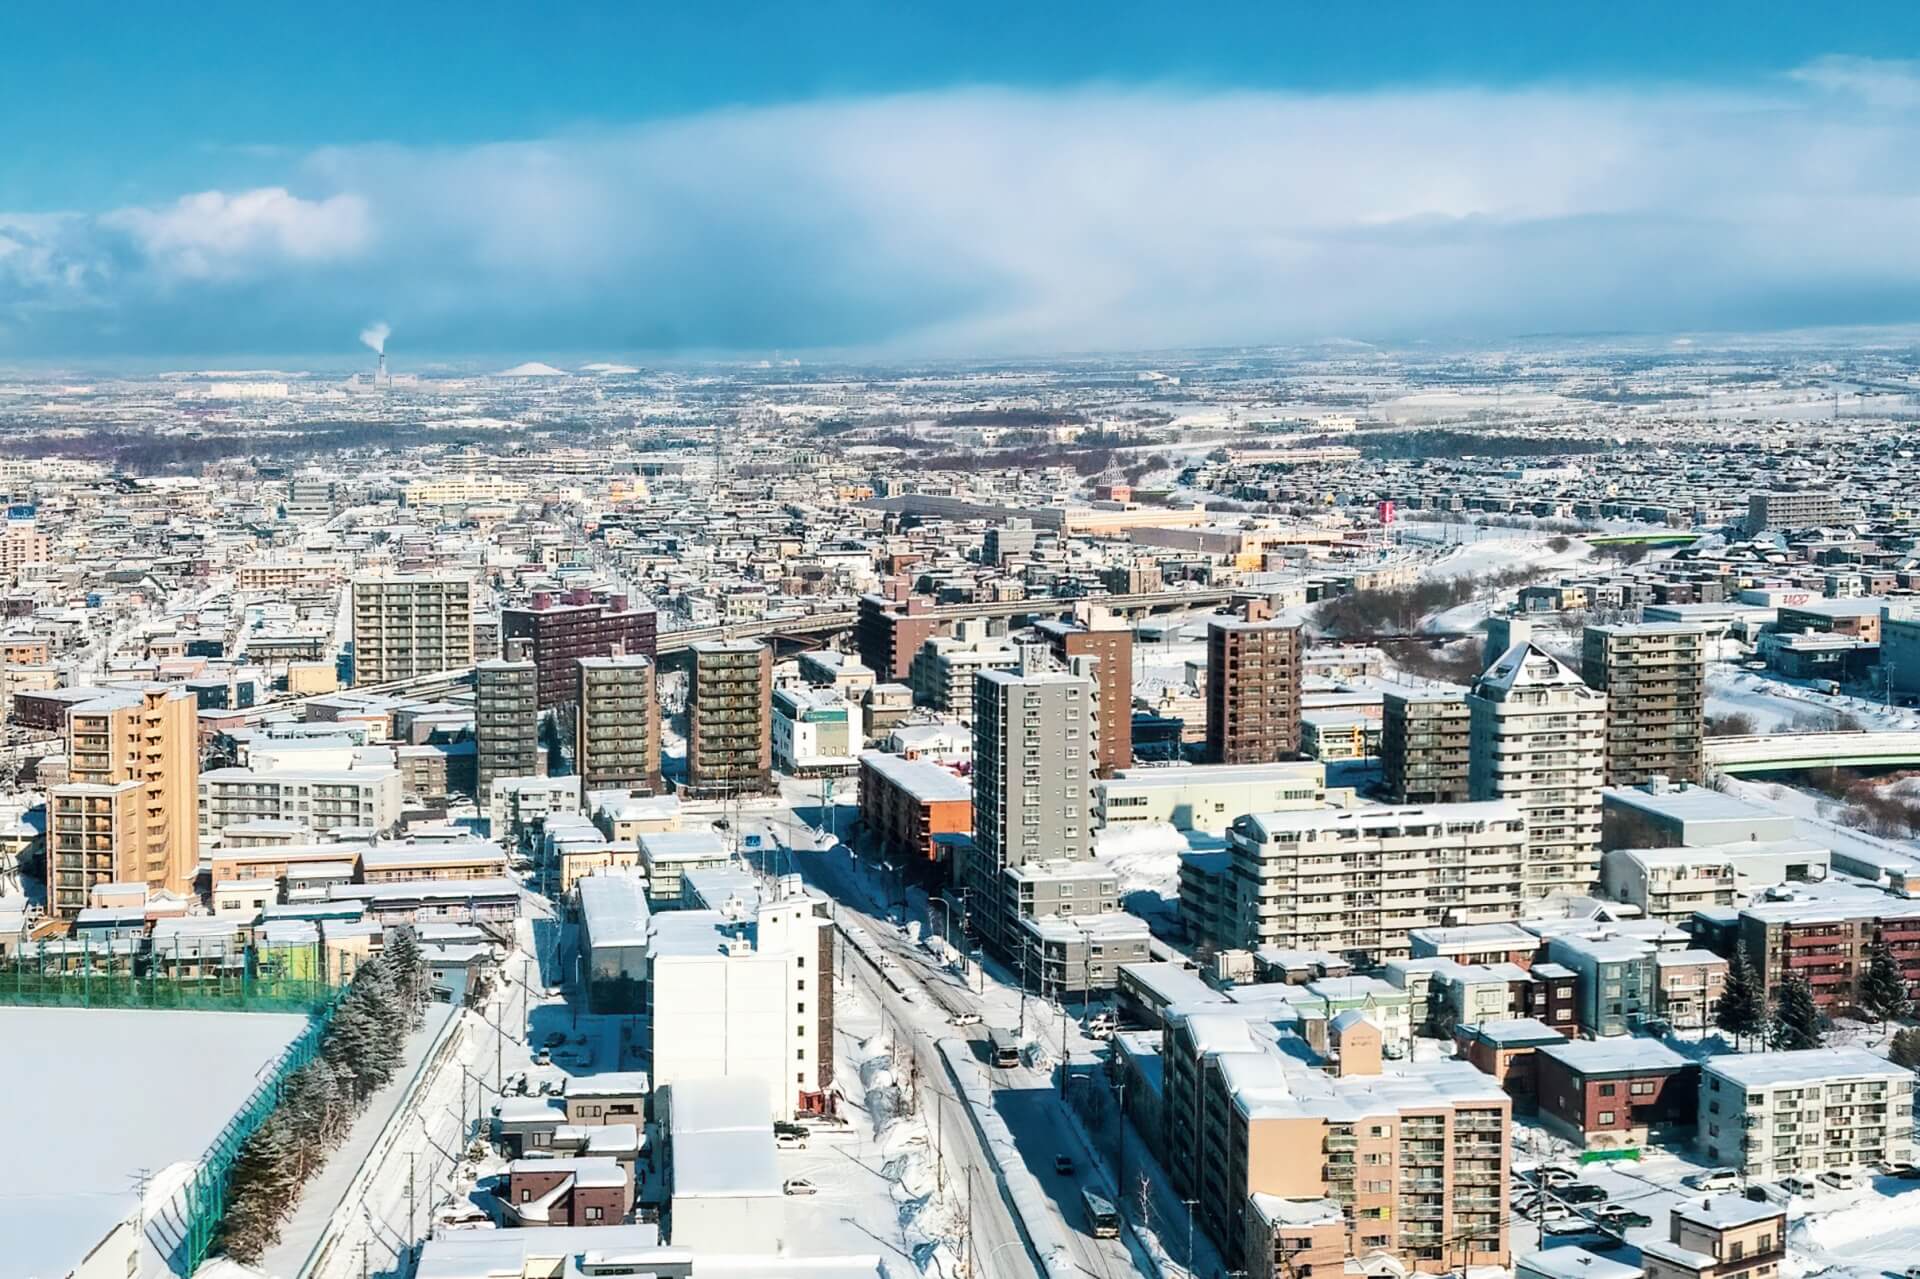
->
[377,351,387,383]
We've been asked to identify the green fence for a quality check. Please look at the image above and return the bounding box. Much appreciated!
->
[0,936,339,1013]
[173,992,343,1273]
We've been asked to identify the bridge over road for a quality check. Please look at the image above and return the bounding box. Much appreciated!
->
[1707,731,1920,774]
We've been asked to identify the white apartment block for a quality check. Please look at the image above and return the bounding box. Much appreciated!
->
[199,766,402,841]
[1469,643,1607,899]
[1699,1048,1913,1177]
[647,879,831,1122]
[1225,800,1528,966]
[489,775,584,849]
[907,619,1020,724]
[1095,761,1326,834]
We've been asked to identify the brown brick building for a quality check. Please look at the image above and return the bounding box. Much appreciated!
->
[503,1156,630,1226]
[1038,611,1134,777]
[1205,617,1302,765]
[854,587,945,681]
[501,592,658,710]
[858,749,973,870]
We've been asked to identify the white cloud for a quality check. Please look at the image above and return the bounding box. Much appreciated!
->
[10,66,1920,355]
[100,186,370,281]
[1788,55,1920,110]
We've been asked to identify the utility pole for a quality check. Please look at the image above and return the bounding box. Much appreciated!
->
[1183,1197,1198,1278]
[408,1151,417,1252]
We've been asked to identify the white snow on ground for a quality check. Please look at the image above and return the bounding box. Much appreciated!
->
[774,981,967,1277]
[1709,665,1920,733]
[1093,822,1223,936]
[0,1006,310,1279]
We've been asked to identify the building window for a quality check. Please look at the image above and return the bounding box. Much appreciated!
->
[587,1206,604,1221]
[797,1048,805,1060]
[1597,1111,1616,1125]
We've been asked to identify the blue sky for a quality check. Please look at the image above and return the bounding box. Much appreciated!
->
[8,3,1920,362]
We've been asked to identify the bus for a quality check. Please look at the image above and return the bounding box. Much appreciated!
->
[1081,1188,1120,1239]
[988,1027,1021,1069]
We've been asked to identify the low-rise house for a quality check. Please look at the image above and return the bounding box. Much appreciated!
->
[1640,1198,1785,1279]
[1535,1038,1697,1151]
[503,1156,629,1227]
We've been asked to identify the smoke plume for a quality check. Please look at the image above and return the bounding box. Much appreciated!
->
[359,321,390,354]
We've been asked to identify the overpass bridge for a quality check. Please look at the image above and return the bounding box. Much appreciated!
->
[1706,731,1920,774]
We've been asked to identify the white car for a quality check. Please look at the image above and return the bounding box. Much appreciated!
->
[1684,1168,1739,1191]
[783,1178,818,1196]
[949,1012,982,1027]
[775,1133,808,1150]
[1818,1169,1861,1191]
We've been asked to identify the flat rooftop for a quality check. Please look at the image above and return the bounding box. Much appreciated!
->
[0,1006,311,1279]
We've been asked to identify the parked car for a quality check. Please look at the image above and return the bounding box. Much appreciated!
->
[1590,1204,1652,1229]
[543,1032,567,1049]
[1556,1183,1608,1205]
[949,1012,982,1027]
[783,1178,818,1196]
[1532,1166,1579,1188]
[775,1133,808,1150]
[1888,1163,1920,1181]
[533,1047,551,1066]
[1055,1156,1075,1176]
[1685,1168,1739,1191]
[1818,1169,1861,1191]
[1779,1176,1818,1198]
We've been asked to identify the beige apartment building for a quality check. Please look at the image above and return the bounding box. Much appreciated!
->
[1581,624,1708,786]
[1163,1008,1510,1277]
[350,574,474,685]
[234,561,345,592]
[1223,801,1527,966]
[1468,643,1607,898]
[906,619,1019,724]
[48,685,199,916]
[1641,1198,1785,1279]
[1381,686,1471,805]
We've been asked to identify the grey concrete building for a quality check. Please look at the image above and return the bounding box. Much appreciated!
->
[475,657,539,799]
[1581,623,1708,787]
[1380,684,1471,804]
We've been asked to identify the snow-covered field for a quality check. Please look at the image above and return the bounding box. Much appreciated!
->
[1709,665,1920,733]
[0,1006,311,1279]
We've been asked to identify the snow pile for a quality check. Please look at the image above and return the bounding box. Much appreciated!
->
[1790,1198,1886,1253]
[1093,822,1190,898]
[854,1030,965,1279]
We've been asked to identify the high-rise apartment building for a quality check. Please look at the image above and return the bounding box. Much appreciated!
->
[960,659,1098,956]
[1581,623,1708,786]
[576,655,660,794]
[48,685,199,916]
[854,589,945,682]
[350,574,474,685]
[1380,686,1471,804]
[687,641,772,797]
[1222,801,1528,965]
[475,656,540,798]
[501,593,659,710]
[1469,643,1607,898]
[1037,607,1134,777]
[1206,618,1302,765]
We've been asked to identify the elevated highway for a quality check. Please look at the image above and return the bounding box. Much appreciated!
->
[1707,731,1920,774]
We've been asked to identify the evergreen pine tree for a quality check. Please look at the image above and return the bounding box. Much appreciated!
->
[221,1113,300,1263]
[1860,939,1911,1029]
[1770,972,1824,1051]
[1891,1027,1920,1071]
[383,925,426,1024]
[1716,942,1767,1047]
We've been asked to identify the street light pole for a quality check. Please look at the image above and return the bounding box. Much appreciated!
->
[1182,1197,1198,1278]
